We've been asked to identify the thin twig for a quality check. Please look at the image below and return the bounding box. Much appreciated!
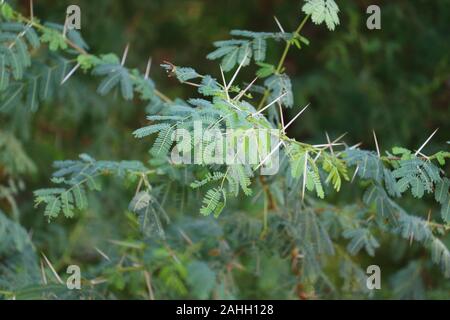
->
[415,128,438,156]
[372,130,380,157]
[144,57,152,79]
[42,253,63,284]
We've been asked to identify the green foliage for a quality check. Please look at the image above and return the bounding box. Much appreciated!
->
[302,0,340,31]
[0,0,449,300]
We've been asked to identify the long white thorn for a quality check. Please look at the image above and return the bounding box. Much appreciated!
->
[234,77,257,101]
[415,128,438,156]
[178,228,194,246]
[409,232,414,246]
[252,92,287,116]
[121,43,130,66]
[61,62,80,85]
[284,103,310,130]
[372,130,380,157]
[207,112,233,130]
[144,57,152,79]
[227,49,249,90]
